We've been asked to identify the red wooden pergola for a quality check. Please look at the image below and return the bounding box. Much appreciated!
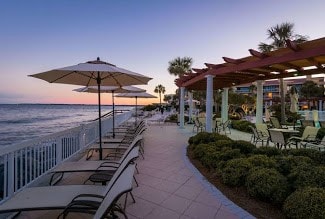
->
[175,37,325,90]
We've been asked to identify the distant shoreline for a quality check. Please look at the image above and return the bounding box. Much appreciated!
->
[0,103,144,107]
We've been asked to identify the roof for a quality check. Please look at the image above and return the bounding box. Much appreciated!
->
[175,37,325,90]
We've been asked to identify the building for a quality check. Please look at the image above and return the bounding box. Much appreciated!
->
[235,76,325,110]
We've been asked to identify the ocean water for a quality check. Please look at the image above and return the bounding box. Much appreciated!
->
[0,104,133,147]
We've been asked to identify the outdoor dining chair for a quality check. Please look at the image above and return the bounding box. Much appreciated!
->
[268,129,290,149]
[302,135,325,151]
[193,117,204,132]
[287,126,319,148]
[270,117,287,129]
[249,125,269,146]
[217,120,231,134]
[300,120,315,127]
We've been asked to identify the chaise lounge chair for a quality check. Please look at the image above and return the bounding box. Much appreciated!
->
[49,135,143,185]
[0,160,136,219]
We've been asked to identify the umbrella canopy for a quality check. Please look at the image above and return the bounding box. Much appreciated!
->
[73,86,146,138]
[115,92,157,122]
[29,57,152,160]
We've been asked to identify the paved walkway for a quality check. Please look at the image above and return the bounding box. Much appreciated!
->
[17,123,255,219]
[126,124,254,219]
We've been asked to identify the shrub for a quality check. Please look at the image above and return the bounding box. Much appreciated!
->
[274,155,313,176]
[209,140,234,151]
[252,146,283,157]
[288,163,325,189]
[283,187,325,219]
[246,167,289,204]
[221,158,253,187]
[247,155,277,169]
[231,140,256,154]
[201,151,221,169]
[192,144,215,160]
[218,148,242,162]
[286,148,324,165]
[188,132,230,146]
[231,120,254,133]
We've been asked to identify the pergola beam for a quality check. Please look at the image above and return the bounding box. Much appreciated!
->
[181,44,325,87]
[222,57,243,64]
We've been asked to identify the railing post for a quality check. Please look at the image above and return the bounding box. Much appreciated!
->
[79,125,86,149]
[56,138,62,164]
[7,153,15,198]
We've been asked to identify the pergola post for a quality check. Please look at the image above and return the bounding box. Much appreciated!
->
[319,100,323,111]
[221,88,229,122]
[256,80,264,124]
[179,87,185,129]
[205,75,215,132]
[188,91,193,123]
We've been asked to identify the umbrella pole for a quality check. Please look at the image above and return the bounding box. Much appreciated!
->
[97,74,103,160]
[112,91,115,138]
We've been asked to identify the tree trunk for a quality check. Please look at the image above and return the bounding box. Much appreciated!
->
[279,78,286,123]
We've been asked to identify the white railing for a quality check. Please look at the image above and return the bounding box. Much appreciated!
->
[0,110,133,202]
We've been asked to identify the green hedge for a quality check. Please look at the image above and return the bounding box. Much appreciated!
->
[246,167,289,204]
[231,120,255,133]
[187,132,325,217]
[283,187,325,219]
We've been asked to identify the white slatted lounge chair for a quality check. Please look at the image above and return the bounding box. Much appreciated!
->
[0,160,136,218]
[49,135,142,185]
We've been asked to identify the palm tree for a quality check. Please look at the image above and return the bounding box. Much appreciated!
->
[154,84,166,107]
[258,22,308,123]
[168,57,193,77]
[168,56,193,108]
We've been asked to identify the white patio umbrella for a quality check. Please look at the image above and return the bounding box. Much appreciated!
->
[29,57,152,160]
[73,85,145,138]
[115,92,157,122]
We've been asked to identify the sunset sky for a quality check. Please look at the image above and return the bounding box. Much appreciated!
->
[0,0,324,105]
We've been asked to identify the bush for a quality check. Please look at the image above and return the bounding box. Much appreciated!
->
[283,187,325,219]
[288,163,325,189]
[246,167,289,204]
[188,132,231,146]
[231,120,255,133]
[274,155,313,176]
[209,140,234,151]
[221,158,253,187]
[192,144,215,160]
[247,155,277,169]
[286,148,324,165]
[231,140,256,154]
[252,146,283,157]
[218,148,242,162]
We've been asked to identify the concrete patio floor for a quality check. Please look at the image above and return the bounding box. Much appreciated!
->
[16,122,256,219]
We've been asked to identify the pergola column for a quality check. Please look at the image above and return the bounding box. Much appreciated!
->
[221,88,229,122]
[256,80,264,124]
[319,100,323,111]
[205,75,215,132]
[188,91,193,123]
[179,87,185,129]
